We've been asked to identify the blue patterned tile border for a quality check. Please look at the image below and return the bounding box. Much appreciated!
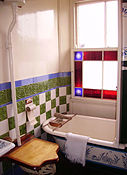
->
[86,145,127,170]
[15,72,71,87]
[53,136,127,171]
[0,72,71,91]
[0,72,71,108]
[0,82,11,91]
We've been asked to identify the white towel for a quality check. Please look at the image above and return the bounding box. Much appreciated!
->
[65,133,89,166]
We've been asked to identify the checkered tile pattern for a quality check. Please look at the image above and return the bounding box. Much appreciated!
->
[0,86,71,140]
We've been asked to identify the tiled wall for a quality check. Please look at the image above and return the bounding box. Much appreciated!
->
[0,72,71,174]
[0,72,71,140]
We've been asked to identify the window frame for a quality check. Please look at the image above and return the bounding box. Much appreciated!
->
[70,0,120,104]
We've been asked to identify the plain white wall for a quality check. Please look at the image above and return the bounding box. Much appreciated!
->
[58,0,71,72]
[70,98,117,119]
[0,0,71,83]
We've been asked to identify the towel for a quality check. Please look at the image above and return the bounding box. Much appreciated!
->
[65,133,89,166]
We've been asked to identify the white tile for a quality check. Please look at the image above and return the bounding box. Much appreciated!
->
[67,95,71,104]
[33,105,40,117]
[0,119,9,135]
[59,104,66,114]
[26,122,34,133]
[17,112,26,126]
[51,108,56,117]
[9,128,16,140]
[6,104,14,118]
[34,126,41,137]
[56,97,59,106]
[39,93,46,105]
[40,113,46,125]
[59,87,66,96]
[51,89,56,100]
[46,101,51,112]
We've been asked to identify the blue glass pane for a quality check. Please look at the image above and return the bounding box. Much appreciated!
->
[74,52,83,61]
[75,88,82,96]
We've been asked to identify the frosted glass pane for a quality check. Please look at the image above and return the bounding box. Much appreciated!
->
[103,61,117,90]
[106,1,118,47]
[77,3,104,48]
[83,61,102,89]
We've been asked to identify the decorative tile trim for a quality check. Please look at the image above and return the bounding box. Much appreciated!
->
[0,72,71,108]
[54,136,127,171]
[86,144,127,170]
[0,82,11,91]
[15,72,71,87]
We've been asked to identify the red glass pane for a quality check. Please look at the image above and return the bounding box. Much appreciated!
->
[103,90,117,99]
[104,51,117,61]
[84,89,101,98]
[84,51,102,61]
[75,62,82,87]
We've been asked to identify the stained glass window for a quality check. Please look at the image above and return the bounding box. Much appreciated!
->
[74,51,117,100]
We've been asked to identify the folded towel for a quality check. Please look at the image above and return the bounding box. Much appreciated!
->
[65,133,89,166]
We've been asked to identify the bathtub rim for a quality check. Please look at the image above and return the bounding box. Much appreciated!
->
[42,116,125,149]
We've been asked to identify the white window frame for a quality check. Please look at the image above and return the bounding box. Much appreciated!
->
[70,0,121,105]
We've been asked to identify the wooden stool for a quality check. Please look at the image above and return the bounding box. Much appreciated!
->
[5,138,59,175]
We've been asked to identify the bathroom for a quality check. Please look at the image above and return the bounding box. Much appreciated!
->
[0,0,127,174]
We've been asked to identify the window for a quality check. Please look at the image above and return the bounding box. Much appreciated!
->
[76,0,118,48]
[73,0,118,100]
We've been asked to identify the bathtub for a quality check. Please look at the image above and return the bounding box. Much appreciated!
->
[42,114,127,170]
[42,114,123,149]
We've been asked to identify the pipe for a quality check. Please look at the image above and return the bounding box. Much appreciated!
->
[7,2,21,146]
[115,0,123,148]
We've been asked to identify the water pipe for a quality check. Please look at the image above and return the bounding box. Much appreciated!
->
[115,0,123,148]
[7,3,21,146]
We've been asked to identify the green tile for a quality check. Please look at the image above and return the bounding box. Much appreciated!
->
[19,123,26,136]
[38,82,45,92]
[67,104,69,112]
[24,85,33,98]
[67,86,71,95]
[40,103,46,114]
[43,81,48,91]
[30,130,34,135]
[17,100,25,114]
[56,88,59,97]
[48,78,57,89]
[51,99,56,109]
[0,106,7,121]
[46,110,51,119]
[34,116,40,128]
[8,116,15,130]
[16,86,25,100]
[32,83,40,95]
[46,91,51,102]
[56,106,59,113]
[60,96,66,105]
[0,90,8,105]
[33,95,39,106]
[6,89,12,103]
[0,132,9,139]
